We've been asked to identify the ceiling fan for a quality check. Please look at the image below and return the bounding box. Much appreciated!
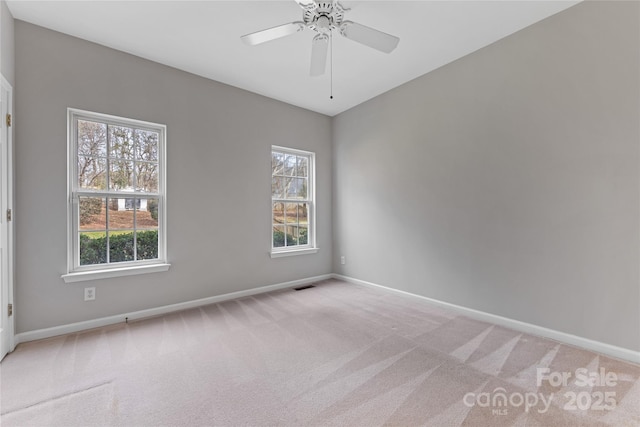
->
[241,0,400,77]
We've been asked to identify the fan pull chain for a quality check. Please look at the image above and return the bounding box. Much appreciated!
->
[330,30,334,100]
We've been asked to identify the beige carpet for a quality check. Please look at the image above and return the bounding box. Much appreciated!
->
[1,279,639,426]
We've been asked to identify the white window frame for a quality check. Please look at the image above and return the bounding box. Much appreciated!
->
[270,146,318,258]
[62,109,169,283]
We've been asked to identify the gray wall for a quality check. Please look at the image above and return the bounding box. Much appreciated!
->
[333,1,640,351]
[1,0,14,85]
[15,22,332,333]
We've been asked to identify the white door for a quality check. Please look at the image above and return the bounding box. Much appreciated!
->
[0,76,13,361]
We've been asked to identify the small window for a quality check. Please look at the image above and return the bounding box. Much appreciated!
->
[64,109,168,281]
[271,146,317,256]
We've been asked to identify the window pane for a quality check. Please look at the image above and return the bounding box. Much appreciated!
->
[273,202,284,225]
[281,177,293,199]
[285,226,299,247]
[108,198,135,230]
[296,156,308,177]
[298,227,308,245]
[79,231,107,265]
[285,203,298,223]
[135,129,158,161]
[109,160,134,190]
[287,177,306,199]
[109,125,135,160]
[273,225,285,247]
[272,152,284,176]
[77,120,106,157]
[138,198,159,229]
[79,197,106,230]
[109,231,135,263]
[298,203,309,226]
[135,162,158,192]
[137,230,158,260]
[78,156,107,190]
[272,176,285,198]
[284,155,296,176]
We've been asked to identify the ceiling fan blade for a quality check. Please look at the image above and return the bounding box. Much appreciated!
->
[339,21,399,53]
[310,34,329,76]
[241,22,305,46]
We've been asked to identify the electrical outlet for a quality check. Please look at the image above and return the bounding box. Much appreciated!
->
[84,287,96,301]
[340,256,346,265]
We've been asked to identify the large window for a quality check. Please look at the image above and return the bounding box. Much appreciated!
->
[271,146,317,256]
[64,109,168,282]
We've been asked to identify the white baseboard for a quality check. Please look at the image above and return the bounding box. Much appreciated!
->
[333,274,640,365]
[14,274,333,346]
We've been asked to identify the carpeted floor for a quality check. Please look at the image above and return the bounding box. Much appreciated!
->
[1,279,639,426]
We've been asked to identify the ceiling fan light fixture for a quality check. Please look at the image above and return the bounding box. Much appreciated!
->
[316,15,331,32]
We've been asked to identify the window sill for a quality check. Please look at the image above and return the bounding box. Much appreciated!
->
[270,248,319,258]
[62,263,171,283]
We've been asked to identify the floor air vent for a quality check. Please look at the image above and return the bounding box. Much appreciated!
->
[294,285,316,291]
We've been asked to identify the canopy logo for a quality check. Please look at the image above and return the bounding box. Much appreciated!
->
[463,388,553,415]
[462,367,619,416]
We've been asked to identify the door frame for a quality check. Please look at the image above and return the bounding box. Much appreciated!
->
[0,74,14,360]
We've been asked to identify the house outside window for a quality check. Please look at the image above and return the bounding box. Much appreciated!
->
[271,146,318,257]
[63,109,169,282]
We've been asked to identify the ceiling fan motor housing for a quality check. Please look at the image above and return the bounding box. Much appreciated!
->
[304,1,346,34]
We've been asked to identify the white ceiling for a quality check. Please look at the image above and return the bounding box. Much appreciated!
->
[7,0,580,116]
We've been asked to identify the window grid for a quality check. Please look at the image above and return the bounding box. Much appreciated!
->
[69,109,166,272]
